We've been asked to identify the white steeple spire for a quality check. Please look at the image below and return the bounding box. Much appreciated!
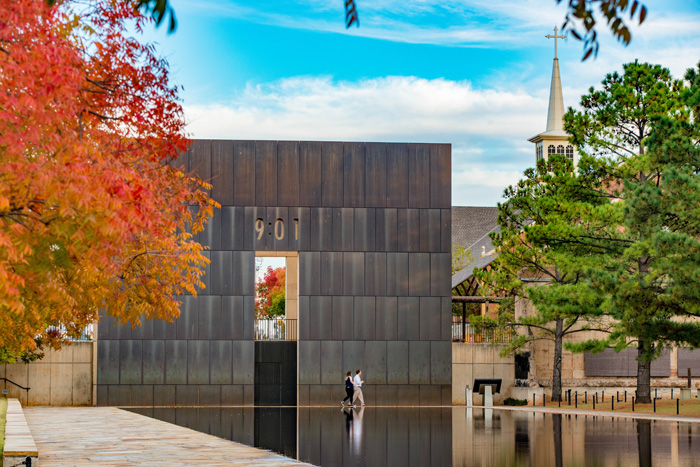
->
[528,26,578,169]
[545,26,566,132]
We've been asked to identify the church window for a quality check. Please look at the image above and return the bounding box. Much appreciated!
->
[566,145,574,161]
[557,145,565,155]
[548,145,555,157]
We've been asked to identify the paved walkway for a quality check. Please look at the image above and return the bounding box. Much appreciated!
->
[24,407,313,466]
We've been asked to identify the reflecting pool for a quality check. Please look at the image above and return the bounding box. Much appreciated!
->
[127,407,700,466]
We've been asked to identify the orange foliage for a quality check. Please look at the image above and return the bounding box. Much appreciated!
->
[0,0,217,354]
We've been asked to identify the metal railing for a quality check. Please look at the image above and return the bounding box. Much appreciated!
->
[255,319,297,341]
[45,324,94,341]
[452,318,515,344]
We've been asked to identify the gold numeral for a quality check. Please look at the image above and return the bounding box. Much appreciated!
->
[293,218,299,240]
[274,219,285,240]
[255,218,264,240]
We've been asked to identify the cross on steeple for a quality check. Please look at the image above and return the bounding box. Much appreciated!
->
[545,26,566,59]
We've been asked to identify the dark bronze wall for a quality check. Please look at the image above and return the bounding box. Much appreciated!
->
[97,140,452,406]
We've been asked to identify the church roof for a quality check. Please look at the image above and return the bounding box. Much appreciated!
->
[451,206,501,289]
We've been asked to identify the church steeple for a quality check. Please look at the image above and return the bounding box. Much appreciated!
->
[546,58,565,132]
[528,26,577,168]
[545,26,566,132]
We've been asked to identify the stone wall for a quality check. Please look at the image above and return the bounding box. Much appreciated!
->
[0,342,93,406]
[452,343,514,404]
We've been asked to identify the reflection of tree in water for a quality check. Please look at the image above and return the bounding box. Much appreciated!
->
[553,413,563,467]
[637,419,652,467]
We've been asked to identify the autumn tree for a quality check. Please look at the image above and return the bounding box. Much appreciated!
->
[564,61,699,403]
[255,267,286,318]
[477,154,609,401]
[0,0,216,361]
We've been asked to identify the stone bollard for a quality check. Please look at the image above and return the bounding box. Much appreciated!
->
[681,388,691,400]
[484,385,494,407]
[465,385,473,407]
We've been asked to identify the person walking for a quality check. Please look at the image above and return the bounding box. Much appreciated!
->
[352,369,365,406]
[341,371,354,407]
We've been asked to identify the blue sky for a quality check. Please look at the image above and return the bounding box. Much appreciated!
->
[147,0,700,206]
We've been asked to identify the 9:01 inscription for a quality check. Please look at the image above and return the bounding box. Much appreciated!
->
[255,218,299,241]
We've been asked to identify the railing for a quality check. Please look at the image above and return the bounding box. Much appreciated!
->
[255,319,297,341]
[45,324,94,342]
[452,318,515,344]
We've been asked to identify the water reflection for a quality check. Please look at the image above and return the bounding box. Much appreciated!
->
[128,407,700,466]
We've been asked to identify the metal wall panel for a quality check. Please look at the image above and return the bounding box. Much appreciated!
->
[387,341,409,384]
[131,316,153,341]
[333,208,354,252]
[211,140,234,205]
[97,340,119,385]
[343,142,365,207]
[290,207,308,251]
[343,252,365,296]
[353,208,372,251]
[354,297,376,341]
[190,140,211,196]
[267,207,289,251]
[298,296,309,341]
[233,140,255,205]
[409,253,431,297]
[397,297,420,341]
[232,340,254,384]
[177,296,198,340]
[364,252,387,296]
[419,385,441,406]
[142,340,165,385]
[431,253,451,297]
[232,251,254,296]
[153,385,176,406]
[430,341,451,385]
[210,340,233,384]
[409,341,431,384]
[376,208,398,252]
[176,385,199,406]
[419,297,440,341]
[187,340,210,384]
[210,251,232,296]
[321,252,343,296]
[322,142,343,207]
[365,143,387,208]
[440,208,451,253]
[277,141,299,206]
[426,209,441,253]
[243,296,255,341]
[376,297,398,341]
[365,341,387,385]
[198,295,222,341]
[222,296,243,340]
[221,207,245,251]
[441,297,452,342]
[310,208,333,252]
[320,341,342,384]
[299,341,321,384]
[199,208,221,251]
[314,296,333,341]
[299,141,322,206]
[255,141,278,206]
[299,252,320,296]
[386,143,409,208]
[430,144,451,208]
[332,296,354,341]
[386,253,409,297]
[408,144,430,208]
[342,341,365,375]
[165,340,188,384]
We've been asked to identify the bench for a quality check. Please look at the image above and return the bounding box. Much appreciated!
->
[3,398,38,467]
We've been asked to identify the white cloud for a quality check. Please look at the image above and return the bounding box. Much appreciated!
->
[184,75,542,206]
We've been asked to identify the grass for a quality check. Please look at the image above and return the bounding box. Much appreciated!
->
[528,392,700,417]
[0,397,7,458]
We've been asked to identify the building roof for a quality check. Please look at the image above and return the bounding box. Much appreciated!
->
[451,206,501,290]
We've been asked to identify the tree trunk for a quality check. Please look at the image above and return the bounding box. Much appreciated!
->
[637,339,652,404]
[552,318,564,402]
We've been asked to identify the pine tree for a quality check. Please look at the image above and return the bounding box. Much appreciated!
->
[478,154,608,402]
[564,61,699,403]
